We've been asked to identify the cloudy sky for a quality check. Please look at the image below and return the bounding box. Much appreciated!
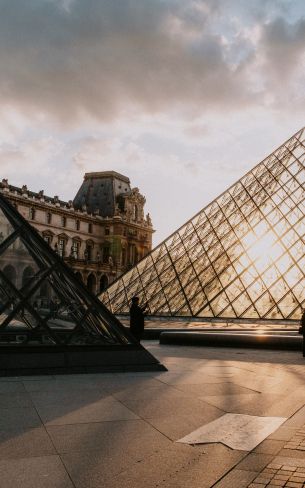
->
[0,0,305,244]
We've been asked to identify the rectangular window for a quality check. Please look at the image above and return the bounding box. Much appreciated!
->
[58,238,66,257]
[61,216,66,227]
[102,247,110,263]
[86,245,92,260]
[88,223,92,233]
[46,212,52,224]
[76,220,80,230]
[44,235,51,246]
[72,241,79,259]
[105,227,110,236]
[29,208,35,220]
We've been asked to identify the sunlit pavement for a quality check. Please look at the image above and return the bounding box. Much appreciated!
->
[1,341,305,487]
[120,317,299,331]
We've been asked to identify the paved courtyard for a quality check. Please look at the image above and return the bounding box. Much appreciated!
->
[1,342,305,487]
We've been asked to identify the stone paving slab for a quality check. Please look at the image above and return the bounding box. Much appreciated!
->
[144,407,223,441]
[0,427,56,460]
[46,418,171,454]
[112,386,224,420]
[1,343,305,487]
[173,381,259,396]
[0,406,42,430]
[0,455,74,488]
[153,443,246,488]
[62,443,200,488]
[214,468,258,487]
[237,452,274,472]
[36,397,139,425]
[177,414,287,450]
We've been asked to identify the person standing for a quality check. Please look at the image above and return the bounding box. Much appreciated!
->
[299,309,305,333]
[300,309,305,357]
[129,296,148,342]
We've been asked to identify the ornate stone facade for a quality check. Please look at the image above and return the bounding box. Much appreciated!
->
[0,171,153,294]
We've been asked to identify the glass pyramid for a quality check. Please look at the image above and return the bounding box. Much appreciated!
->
[0,194,165,373]
[101,128,305,321]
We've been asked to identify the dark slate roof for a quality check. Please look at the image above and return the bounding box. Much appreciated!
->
[73,171,131,217]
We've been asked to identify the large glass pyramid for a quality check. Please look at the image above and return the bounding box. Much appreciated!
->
[0,194,165,374]
[101,128,305,321]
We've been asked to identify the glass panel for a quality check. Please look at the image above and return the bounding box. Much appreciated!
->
[225,279,245,301]
[158,267,177,287]
[189,290,207,315]
[168,292,187,314]
[148,291,168,313]
[163,280,182,300]
[0,208,15,243]
[103,129,305,320]
[0,237,41,291]
[174,254,191,274]
[231,292,252,315]
[179,266,196,287]
[210,291,230,315]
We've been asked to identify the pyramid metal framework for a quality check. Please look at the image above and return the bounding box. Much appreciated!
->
[101,128,305,321]
[0,193,164,373]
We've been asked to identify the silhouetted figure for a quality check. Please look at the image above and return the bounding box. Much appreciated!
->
[299,309,305,334]
[300,309,305,357]
[129,296,148,342]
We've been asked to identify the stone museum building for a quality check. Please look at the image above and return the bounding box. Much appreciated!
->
[0,171,153,295]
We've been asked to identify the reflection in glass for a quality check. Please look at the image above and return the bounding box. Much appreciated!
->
[0,196,134,346]
[101,128,305,320]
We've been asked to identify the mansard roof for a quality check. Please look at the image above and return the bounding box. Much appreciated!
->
[73,171,132,217]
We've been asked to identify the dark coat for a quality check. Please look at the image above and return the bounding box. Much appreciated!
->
[301,311,305,335]
[130,303,146,340]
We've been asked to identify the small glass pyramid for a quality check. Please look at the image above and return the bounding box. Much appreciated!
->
[101,128,305,321]
[0,195,165,373]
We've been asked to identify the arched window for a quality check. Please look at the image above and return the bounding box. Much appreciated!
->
[71,240,80,259]
[100,275,108,292]
[58,238,66,257]
[134,247,138,264]
[87,273,96,293]
[3,265,16,286]
[121,248,126,266]
[44,235,52,246]
[85,241,93,261]
[102,246,110,263]
[22,266,35,287]
[128,244,137,265]
[75,271,82,282]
